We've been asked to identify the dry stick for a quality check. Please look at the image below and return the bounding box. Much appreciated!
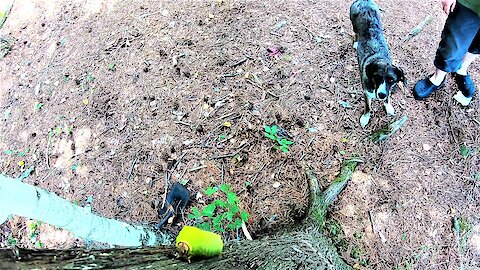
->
[230,58,247,68]
[217,112,235,120]
[162,153,187,208]
[174,121,191,127]
[45,136,51,168]
[188,165,207,172]
[209,142,249,160]
[127,158,137,181]
[221,160,225,183]
[403,15,434,43]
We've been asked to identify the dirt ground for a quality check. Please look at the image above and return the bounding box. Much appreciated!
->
[0,0,479,269]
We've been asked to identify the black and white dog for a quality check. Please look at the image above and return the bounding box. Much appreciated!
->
[350,0,406,128]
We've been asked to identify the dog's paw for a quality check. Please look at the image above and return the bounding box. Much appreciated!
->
[353,42,358,50]
[360,113,371,128]
[384,103,395,116]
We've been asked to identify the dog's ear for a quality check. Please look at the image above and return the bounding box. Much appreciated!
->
[393,65,407,86]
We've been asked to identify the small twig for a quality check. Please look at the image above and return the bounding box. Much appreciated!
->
[249,163,267,183]
[188,165,207,172]
[221,161,225,183]
[174,121,191,127]
[209,142,249,160]
[217,112,235,120]
[269,31,282,37]
[246,78,264,91]
[403,15,434,43]
[230,58,247,68]
[209,153,237,160]
[139,10,163,18]
[266,90,279,98]
[127,158,137,181]
[45,136,51,168]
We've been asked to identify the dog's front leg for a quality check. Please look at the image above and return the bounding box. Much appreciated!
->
[360,92,372,128]
[384,95,395,116]
[353,34,358,50]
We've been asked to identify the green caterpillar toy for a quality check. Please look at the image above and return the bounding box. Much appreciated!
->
[176,226,223,261]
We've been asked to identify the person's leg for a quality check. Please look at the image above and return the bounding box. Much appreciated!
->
[413,4,480,100]
[456,52,478,76]
[453,30,480,105]
[433,4,480,76]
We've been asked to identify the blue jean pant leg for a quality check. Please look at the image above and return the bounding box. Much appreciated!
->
[434,3,480,72]
[468,30,480,54]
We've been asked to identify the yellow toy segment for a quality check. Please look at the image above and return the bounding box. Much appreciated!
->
[175,226,223,257]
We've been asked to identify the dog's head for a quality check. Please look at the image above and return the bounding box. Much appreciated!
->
[365,61,406,100]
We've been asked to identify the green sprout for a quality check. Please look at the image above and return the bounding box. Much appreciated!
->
[264,125,294,153]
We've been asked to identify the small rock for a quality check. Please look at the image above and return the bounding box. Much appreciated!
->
[161,10,169,16]
[272,182,281,188]
[183,139,194,146]
[54,81,59,87]
[423,144,431,151]
[329,77,336,83]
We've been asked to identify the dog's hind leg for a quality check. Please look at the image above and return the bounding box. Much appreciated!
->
[360,92,372,128]
[384,96,395,116]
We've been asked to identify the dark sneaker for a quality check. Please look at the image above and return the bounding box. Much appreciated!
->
[413,75,447,100]
[452,73,475,106]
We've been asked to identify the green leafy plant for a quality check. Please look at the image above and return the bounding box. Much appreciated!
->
[28,220,43,248]
[7,234,17,247]
[86,73,94,82]
[188,184,249,233]
[264,125,294,153]
[34,102,43,111]
[460,145,471,158]
[0,37,13,58]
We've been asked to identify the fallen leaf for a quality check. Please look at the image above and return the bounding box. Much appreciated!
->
[282,54,292,62]
[18,160,25,166]
[267,46,282,57]
[83,98,89,105]
[34,102,43,110]
[275,20,288,30]
[223,122,232,127]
